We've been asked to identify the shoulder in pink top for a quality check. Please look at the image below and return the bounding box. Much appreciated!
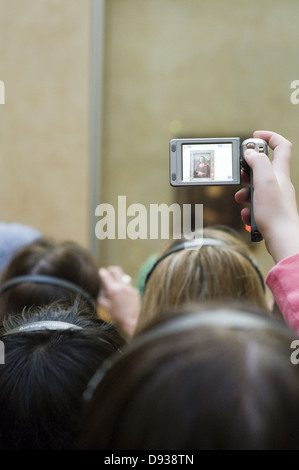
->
[266,253,299,334]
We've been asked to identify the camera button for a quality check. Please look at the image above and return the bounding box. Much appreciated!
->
[246,142,256,149]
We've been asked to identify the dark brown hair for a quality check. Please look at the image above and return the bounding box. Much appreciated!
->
[0,237,101,323]
[0,300,125,450]
[79,302,299,450]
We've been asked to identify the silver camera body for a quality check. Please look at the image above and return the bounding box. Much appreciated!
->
[169,137,268,242]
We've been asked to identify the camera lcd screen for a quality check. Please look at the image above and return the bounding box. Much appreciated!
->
[181,142,233,183]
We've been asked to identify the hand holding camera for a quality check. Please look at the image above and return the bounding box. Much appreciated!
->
[235,130,299,263]
[170,135,268,242]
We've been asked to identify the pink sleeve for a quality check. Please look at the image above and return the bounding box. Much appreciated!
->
[266,253,299,334]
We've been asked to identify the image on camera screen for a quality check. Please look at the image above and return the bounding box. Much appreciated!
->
[182,142,233,183]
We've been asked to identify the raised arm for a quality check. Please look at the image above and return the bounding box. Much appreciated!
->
[235,131,299,333]
[235,130,299,263]
[97,266,141,341]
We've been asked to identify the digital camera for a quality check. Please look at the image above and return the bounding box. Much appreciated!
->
[169,137,268,242]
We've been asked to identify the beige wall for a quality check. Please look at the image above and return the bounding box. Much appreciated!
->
[0,0,91,247]
[98,0,299,288]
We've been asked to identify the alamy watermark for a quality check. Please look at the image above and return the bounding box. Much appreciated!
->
[0,81,5,104]
[290,340,299,364]
[290,80,299,104]
[95,196,203,240]
[0,341,4,364]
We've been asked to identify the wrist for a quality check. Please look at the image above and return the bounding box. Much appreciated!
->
[114,316,137,341]
[264,221,299,263]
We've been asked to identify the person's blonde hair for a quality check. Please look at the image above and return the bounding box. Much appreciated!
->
[135,226,269,336]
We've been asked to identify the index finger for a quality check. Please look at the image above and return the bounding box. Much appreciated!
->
[98,268,119,294]
[253,130,292,177]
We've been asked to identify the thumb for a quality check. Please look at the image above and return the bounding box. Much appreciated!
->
[244,149,275,187]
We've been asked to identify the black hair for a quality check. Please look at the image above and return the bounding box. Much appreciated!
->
[0,300,125,450]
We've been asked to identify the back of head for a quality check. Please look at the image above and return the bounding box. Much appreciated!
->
[79,302,299,450]
[0,237,101,322]
[135,226,268,335]
[0,301,125,450]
